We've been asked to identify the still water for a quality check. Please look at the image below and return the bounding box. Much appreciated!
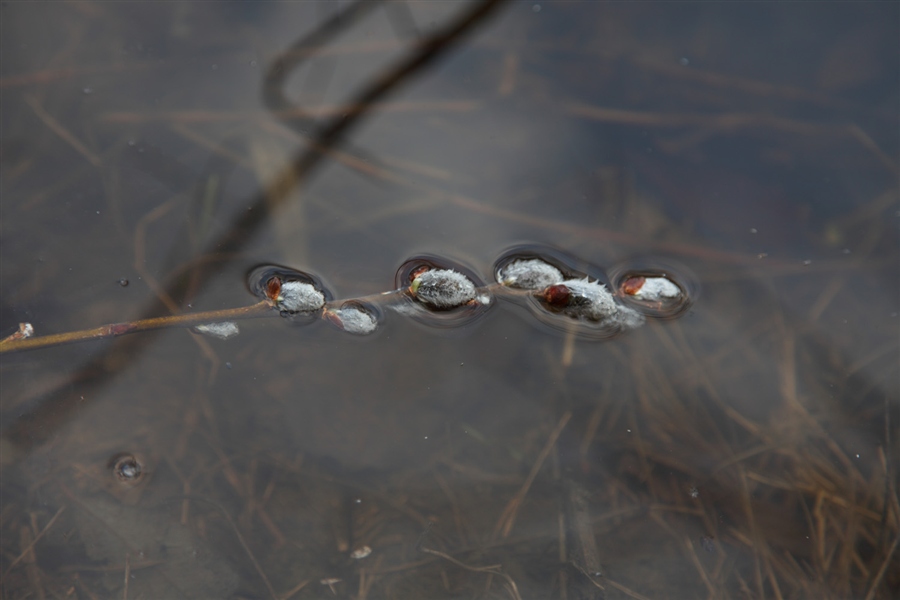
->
[1,2,897,598]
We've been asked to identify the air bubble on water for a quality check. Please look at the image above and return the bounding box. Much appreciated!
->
[679,57,689,66]
[326,301,380,335]
[496,258,563,290]
[193,321,240,340]
[118,278,129,287]
[108,452,144,485]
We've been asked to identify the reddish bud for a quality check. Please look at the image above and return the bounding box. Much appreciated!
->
[621,276,645,296]
[265,276,282,302]
[540,284,571,308]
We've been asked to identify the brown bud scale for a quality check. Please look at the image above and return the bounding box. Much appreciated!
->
[541,284,572,308]
[265,276,282,302]
[621,276,645,296]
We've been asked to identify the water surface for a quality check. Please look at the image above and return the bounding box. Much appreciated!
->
[1,2,897,598]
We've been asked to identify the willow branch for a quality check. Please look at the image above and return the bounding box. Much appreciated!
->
[0,282,535,355]
[0,301,273,354]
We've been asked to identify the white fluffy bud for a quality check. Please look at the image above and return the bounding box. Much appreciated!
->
[497,259,564,290]
[278,280,325,313]
[410,269,476,309]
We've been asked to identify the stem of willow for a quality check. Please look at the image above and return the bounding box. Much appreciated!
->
[0,284,529,355]
[0,300,274,354]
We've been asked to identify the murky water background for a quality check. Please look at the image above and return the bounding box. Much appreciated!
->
[2,2,897,599]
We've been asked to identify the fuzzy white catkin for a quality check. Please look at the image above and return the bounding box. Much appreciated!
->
[278,281,325,313]
[561,278,618,317]
[634,277,681,300]
[611,305,645,330]
[333,306,378,335]
[412,269,476,309]
[498,259,564,290]
[561,278,644,329]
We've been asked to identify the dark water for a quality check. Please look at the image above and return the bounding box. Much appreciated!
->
[1,2,897,599]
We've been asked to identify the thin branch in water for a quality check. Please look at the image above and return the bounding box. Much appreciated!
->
[0,301,272,354]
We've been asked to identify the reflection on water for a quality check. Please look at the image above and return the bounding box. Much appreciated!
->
[1,1,898,599]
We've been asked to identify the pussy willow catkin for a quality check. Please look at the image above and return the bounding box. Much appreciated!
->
[240,248,693,340]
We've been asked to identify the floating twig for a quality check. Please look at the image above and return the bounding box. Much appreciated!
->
[0,301,271,354]
[0,249,694,354]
